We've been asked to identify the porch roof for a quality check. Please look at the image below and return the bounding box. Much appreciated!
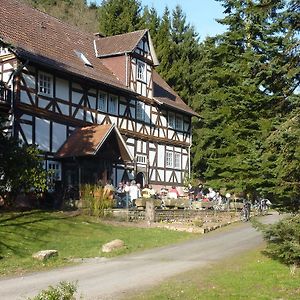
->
[55,124,133,162]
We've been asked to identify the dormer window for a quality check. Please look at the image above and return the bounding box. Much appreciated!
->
[137,60,146,82]
[74,50,93,67]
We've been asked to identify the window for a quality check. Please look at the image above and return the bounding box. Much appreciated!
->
[168,112,175,128]
[136,101,145,121]
[166,151,173,168]
[98,92,107,112]
[175,115,183,131]
[74,50,93,67]
[136,155,147,165]
[174,152,181,169]
[108,94,118,114]
[38,72,52,96]
[46,160,61,191]
[137,60,146,82]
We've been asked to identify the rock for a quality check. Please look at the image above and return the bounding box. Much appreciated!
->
[32,250,58,261]
[102,239,124,253]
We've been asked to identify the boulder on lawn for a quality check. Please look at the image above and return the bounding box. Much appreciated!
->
[102,239,124,253]
[32,250,58,261]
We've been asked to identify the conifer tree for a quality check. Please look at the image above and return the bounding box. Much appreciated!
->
[192,0,299,203]
[98,0,143,36]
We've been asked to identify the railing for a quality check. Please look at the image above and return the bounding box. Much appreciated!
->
[0,82,11,104]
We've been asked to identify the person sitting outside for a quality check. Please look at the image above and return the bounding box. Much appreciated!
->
[103,180,115,200]
[129,180,140,206]
[168,186,179,199]
[141,184,151,198]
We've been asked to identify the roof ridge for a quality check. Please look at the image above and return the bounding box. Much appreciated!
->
[99,29,148,40]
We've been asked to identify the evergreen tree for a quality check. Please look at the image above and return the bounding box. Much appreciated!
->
[192,0,299,203]
[167,5,201,105]
[98,0,143,36]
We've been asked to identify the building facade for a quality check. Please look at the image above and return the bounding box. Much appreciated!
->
[0,0,198,191]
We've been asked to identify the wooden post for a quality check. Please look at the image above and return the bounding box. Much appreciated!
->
[145,200,155,224]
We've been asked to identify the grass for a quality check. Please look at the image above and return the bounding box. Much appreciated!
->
[128,247,300,300]
[0,210,195,277]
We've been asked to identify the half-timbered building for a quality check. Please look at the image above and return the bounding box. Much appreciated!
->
[0,0,198,191]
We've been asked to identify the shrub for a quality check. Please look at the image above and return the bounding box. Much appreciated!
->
[81,184,112,217]
[28,281,78,300]
[254,214,300,267]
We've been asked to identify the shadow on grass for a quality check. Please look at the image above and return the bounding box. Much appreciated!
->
[0,210,79,256]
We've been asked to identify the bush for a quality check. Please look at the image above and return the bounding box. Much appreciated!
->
[254,214,300,267]
[28,281,78,300]
[81,184,112,217]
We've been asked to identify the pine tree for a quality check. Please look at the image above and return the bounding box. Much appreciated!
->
[191,0,299,203]
[98,0,143,36]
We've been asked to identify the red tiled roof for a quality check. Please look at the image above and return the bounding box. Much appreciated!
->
[95,29,147,57]
[153,71,199,117]
[0,0,197,117]
[56,124,133,161]
[0,0,131,93]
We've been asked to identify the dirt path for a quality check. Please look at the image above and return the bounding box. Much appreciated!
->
[0,213,281,300]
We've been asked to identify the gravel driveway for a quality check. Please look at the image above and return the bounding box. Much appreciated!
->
[0,213,281,300]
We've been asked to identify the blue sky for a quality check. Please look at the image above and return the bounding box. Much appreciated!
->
[141,0,226,40]
[89,0,227,40]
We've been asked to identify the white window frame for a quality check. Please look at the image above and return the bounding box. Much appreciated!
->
[46,160,62,191]
[137,60,146,82]
[108,94,118,115]
[166,151,173,168]
[175,115,183,131]
[168,112,175,128]
[136,101,145,121]
[136,154,147,165]
[98,91,107,112]
[174,152,181,169]
[38,72,53,97]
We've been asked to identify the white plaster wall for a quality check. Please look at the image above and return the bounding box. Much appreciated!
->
[149,150,155,166]
[52,122,66,152]
[36,117,50,151]
[55,78,69,100]
[20,90,31,105]
[38,98,50,109]
[150,169,156,181]
[72,91,82,105]
[166,170,172,182]
[23,73,35,89]
[157,145,164,167]
[158,169,164,182]
[20,123,32,144]
[88,95,96,110]
[161,115,167,127]
[57,102,69,116]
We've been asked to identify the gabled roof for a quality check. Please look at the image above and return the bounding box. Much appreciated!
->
[0,0,197,117]
[56,124,133,161]
[95,29,159,66]
[95,29,146,57]
[0,0,132,94]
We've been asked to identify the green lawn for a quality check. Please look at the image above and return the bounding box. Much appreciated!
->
[128,247,300,300]
[0,210,194,277]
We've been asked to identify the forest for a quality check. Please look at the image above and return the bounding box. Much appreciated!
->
[21,0,299,210]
